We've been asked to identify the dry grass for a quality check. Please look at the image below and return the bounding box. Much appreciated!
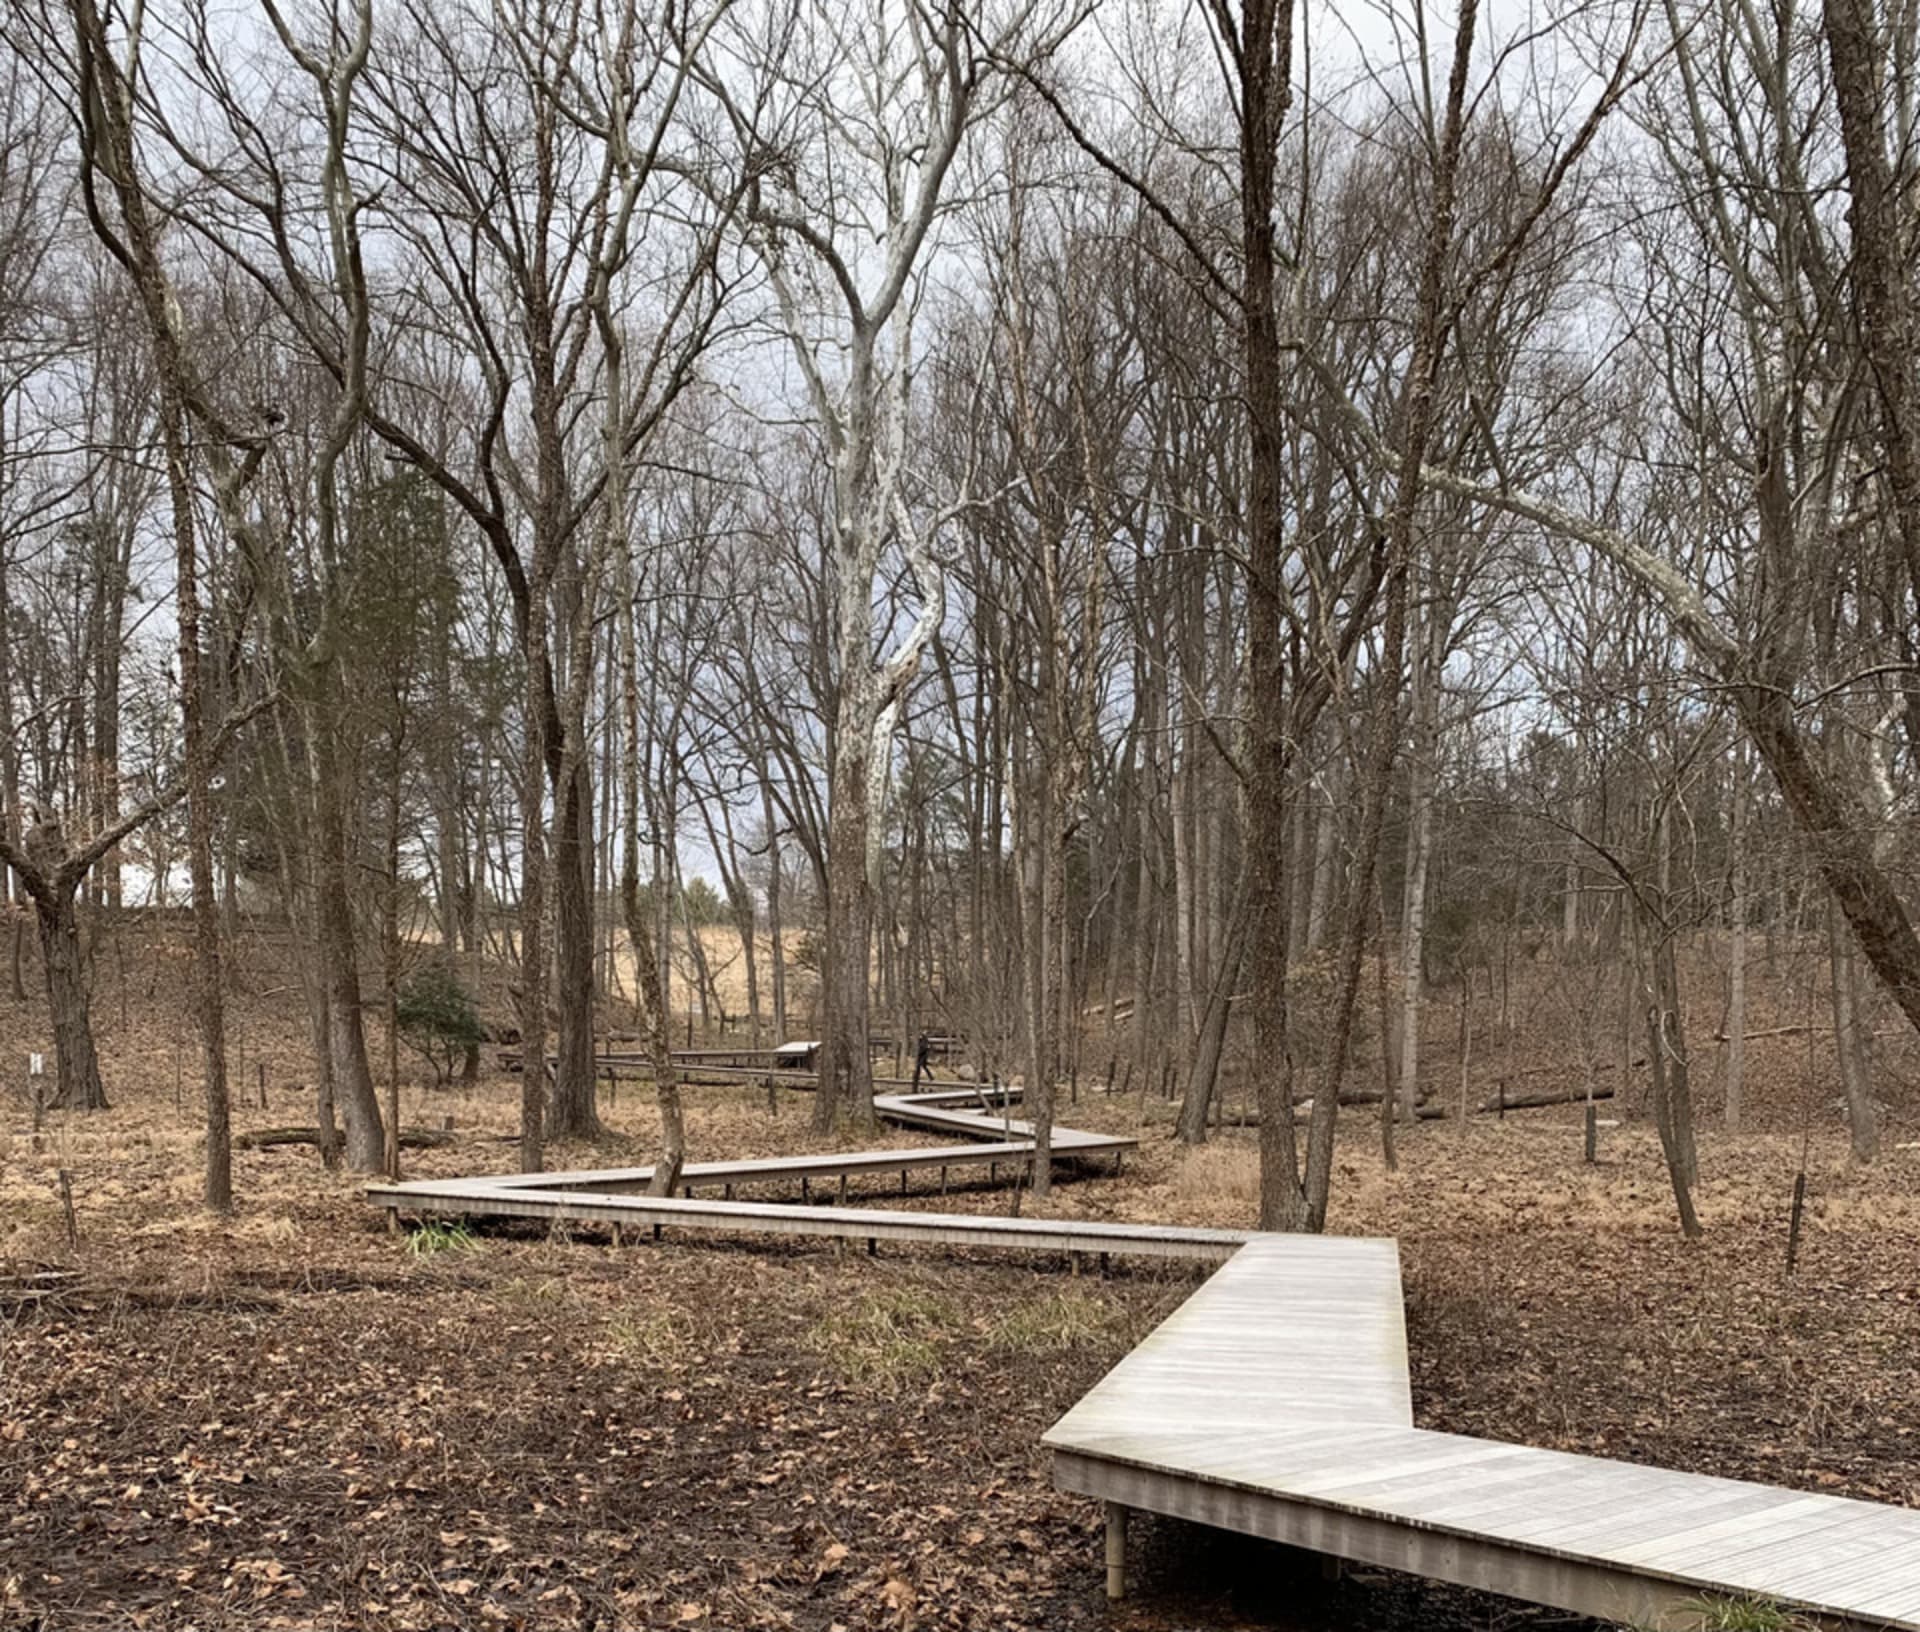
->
[1168,1143,1260,1212]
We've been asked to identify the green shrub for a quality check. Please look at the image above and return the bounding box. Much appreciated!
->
[396,964,487,1085]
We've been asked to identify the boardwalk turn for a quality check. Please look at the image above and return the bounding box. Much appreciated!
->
[369,1091,1920,1630]
[1046,1235,1920,1631]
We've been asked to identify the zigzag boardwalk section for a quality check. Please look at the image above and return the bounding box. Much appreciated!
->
[368,1093,1920,1630]
[368,1087,1164,1259]
[373,1087,1129,1210]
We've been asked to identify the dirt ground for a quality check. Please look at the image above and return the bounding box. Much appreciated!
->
[3,922,1918,1631]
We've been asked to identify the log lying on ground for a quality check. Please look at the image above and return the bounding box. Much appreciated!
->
[1289,1094,1448,1123]
[1511,1057,1645,1078]
[1244,1084,1615,1124]
[235,1126,456,1151]
[1477,1084,1616,1113]
[1710,1025,1900,1042]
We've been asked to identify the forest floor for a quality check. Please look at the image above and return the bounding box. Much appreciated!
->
[2,924,1919,1631]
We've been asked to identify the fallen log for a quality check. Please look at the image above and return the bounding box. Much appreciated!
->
[1289,1096,1447,1122]
[236,1126,456,1151]
[1240,1084,1614,1124]
[1477,1084,1616,1113]
[1511,1056,1645,1078]
[1710,1025,1900,1042]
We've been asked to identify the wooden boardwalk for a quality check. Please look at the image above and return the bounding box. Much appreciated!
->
[1048,1235,1920,1630]
[369,1091,1920,1630]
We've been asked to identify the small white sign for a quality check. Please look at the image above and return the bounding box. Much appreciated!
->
[28,1053,44,1077]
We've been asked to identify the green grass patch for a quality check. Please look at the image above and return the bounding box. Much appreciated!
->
[808,1284,959,1391]
[406,1219,479,1257]
[1669,1596,1811,1631]
[604,1308,698,1372]
[986,1285,1122,1354]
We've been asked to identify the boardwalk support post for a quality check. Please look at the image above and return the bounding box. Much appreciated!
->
[1104,1502,1127,1600]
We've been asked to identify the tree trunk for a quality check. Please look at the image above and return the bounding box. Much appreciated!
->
[516,610,550,1175]
[308,975,341,1169]
[313,746,385,1172]
[383,737,405,1182]
[1827,899,1879,1162]
[1725,753,1747,1132]
[1034,760,1065,1198]
[1239,0,1308,1223]
[156,373,230,1209]
[547,759,602,1140]
[1306,750,1342,955]
[622,852,685,1195]
[761,769,787,1043]
[1177,903,1248,1144]
[1130,620,1160,1079]
[820,718,876,1130]
[37,890,107,1112]
[1397,625,1437,1122]
[1642,910,1703,1238]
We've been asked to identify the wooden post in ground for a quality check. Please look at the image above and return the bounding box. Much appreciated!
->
[1787,1172,1807,1275]
[1104,1502,1127,1600]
